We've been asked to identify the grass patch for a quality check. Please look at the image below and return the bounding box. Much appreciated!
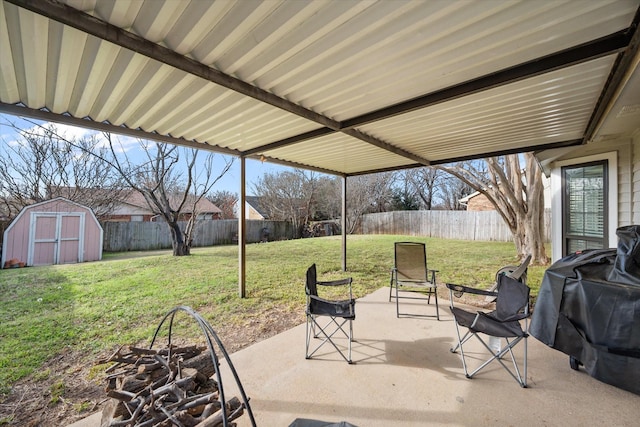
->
[49,381,65,405]
[0,235,548,395]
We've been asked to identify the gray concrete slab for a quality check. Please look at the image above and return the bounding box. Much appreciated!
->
[223,288,639,426]
[71,287,640,426]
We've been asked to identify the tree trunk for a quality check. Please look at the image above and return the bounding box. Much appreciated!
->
[435,153,550,265]
[520,154,549,265]
[492,159,549,265]
[168,221,190,256]
[512,202,549,265]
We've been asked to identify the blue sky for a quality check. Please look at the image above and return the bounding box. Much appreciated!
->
[0,113,293,196]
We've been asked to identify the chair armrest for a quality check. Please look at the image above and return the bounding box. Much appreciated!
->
[478,310,530,323]
[308,294,356,318]
[309,294,355,304]
[317,278,352,287]
[446,283,497,298]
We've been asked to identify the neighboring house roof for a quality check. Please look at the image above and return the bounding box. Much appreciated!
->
[48,186,115,200]
[110,191,223,216]
[458,191,482,205]
[106,190,222,215]
[49,187,222,216]
[245,196,270,219]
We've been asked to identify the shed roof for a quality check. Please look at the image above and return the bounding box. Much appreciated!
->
[1,0,639,176]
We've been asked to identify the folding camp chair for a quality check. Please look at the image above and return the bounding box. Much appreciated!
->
[447,273,531,387]
[305,264,356,364]
[389,242,439,319]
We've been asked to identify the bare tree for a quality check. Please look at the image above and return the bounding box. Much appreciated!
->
[251,169,322,237]
[106,135,233,256]
[391,170,421,211]
[0,121,123,219]
[401,166,472,210]
[208,190,238,219]
[435,153,549,264]
[405,167,442,210]
[439,174,474,210]
[310,175,342,220]
[343,172,395,234]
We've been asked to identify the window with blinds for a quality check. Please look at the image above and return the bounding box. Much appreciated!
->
[562,161,607,256]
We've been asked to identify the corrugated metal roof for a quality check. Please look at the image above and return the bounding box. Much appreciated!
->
[1,0,639,176]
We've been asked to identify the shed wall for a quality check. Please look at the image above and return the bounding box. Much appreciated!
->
[2,198,103,267]
[2,207,30,267]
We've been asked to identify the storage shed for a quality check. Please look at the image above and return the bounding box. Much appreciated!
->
[2,197,103,268]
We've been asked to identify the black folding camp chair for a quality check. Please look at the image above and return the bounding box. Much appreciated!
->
[389,242,439,319]
[447,273,531,387]
[305,264,356,364]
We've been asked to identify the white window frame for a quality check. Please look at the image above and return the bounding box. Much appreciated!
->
[551,151,618,262]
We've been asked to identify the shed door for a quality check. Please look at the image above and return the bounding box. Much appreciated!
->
[28,213,85,266]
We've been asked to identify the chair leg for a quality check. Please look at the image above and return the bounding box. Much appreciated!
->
[305,315,354,363]
[523,333,528,386]
[455,333,528,387]
[395,285,439,319]
[395,281,400,318]
[450,323,474,377]
[348,318,353,364]
[305,314,311,359]
[487,336,528,387]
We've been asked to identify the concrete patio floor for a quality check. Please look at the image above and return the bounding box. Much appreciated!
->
[73,287,639,426]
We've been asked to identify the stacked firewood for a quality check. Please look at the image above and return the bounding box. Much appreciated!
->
[99,345,245,427]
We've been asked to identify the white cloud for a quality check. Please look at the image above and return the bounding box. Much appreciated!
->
[51,122,95,140]
[99,132,140,154]
[0,114,143,154]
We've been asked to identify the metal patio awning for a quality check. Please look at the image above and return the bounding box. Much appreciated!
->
[1,0,639,178]
[2,0,640,296]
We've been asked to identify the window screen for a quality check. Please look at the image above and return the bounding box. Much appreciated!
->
[562,161,607,256]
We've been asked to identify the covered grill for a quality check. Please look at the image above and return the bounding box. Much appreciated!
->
[530,226,640,395]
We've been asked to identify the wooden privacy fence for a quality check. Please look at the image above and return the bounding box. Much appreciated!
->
[102,220,295,252]
[101,210,549,251]
[360,210,551,242]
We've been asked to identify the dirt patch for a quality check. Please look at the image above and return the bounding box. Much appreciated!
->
[0,307,304,427]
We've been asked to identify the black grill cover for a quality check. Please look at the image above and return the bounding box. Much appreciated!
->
[530,225,640,395]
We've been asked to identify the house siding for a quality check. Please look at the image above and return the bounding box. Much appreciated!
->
[617,141,633,226]
[247,204,265,220]
[633,131,640,224]
[466,194,495,211]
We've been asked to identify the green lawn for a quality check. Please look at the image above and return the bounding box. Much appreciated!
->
[0,235,548,396]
